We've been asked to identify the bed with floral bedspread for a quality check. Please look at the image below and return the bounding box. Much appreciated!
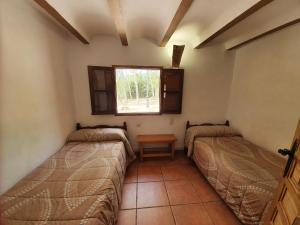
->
[185,125,285,225]
[1,128,136,225]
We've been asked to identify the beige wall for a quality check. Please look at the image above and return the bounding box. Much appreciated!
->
[68,36,235,149]
[0,0,76,193]
[227,23,300,153]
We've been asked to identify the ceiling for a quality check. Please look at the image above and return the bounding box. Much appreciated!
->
[39,0,300,49]
[212,0,300,46]
[169,0,241,46]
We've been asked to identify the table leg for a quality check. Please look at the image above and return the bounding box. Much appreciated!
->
[140,143,144,161]
[171,142,175,159]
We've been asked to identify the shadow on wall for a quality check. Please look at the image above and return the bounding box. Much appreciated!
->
[0,0,76,193]
[31,0,77,139]
[46,29,77,138]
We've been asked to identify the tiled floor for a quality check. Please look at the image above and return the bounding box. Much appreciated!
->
[118,152,241,225]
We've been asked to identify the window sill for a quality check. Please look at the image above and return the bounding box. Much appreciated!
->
[115,112,161,116]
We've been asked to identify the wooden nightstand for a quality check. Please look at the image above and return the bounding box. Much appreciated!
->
[137,134,177,161]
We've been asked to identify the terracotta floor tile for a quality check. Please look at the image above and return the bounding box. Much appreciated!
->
[172,204,214,225]
[137,207,175,225]
[183,164,202,177]
[117,209,136,225]
[124,166,137,184]
[120,154,241,225]
[138,159,171,167]
[176,152,193,162]
[137,182,169,208]
[129,159,139,168]
[138,166,163,182]
[121,183,137,209]
[161,165,187,180]
[163,153,192,166]
[165,180,201,205]
[205,202,242,225]
[191,177,221,202]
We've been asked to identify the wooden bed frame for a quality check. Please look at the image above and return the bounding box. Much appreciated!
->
[186,120,230,130]
[76,122,127,131]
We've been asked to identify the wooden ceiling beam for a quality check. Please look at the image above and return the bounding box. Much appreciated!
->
[34,0,89,44]
[160,0,194,47]
[195,0,273,49]
[107,0,128,46]
[227,18,300,50]
[172,45,185,67]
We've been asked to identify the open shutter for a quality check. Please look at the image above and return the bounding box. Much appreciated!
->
[161,68,184,114]
[88,66,116,114]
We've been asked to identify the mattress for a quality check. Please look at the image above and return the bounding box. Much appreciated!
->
[192,136,285,225]
[0,128,136,225]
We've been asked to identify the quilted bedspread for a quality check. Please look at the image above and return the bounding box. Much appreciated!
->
[0,128,136,225]
[192,136,286,225]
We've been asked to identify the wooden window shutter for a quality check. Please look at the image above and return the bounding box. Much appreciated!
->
[161,68,184,114]
[88,66,116,115]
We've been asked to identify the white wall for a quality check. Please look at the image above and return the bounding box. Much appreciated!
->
[0,0,76,193]
[227,23,300,153]
[1,0,298,197]
[68,36,235,149]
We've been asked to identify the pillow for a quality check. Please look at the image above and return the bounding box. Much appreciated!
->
[185,125,241,157]
[186,125,240,139]
[67,128,127,143]
[66,128,136,164]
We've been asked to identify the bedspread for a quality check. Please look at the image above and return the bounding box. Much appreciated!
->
[192,136,285,225]
[1,128,136,225]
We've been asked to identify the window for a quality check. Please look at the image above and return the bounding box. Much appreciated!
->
[115,67,161,114]
[88,66,184,115]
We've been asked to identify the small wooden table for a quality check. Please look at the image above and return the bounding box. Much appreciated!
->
[137,134,177,161]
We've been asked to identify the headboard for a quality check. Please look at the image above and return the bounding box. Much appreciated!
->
[186,120,230,130]
[76,122,127,131]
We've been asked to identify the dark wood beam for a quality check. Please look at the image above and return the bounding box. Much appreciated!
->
[107,0,128,46]
[34,0,89,44]
[195,0,273,49]
[172,45,185,67]
[160,0,194,47]
[227,18,300,50]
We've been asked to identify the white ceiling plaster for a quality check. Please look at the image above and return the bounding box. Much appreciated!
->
[122,0,181,44]
[46,0,116,39]
[41,0,300,47]
[213,0,300,43]
[169,0,241,47]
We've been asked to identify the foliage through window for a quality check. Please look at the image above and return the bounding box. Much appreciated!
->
[115,68,161,114]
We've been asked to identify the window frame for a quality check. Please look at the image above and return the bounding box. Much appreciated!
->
[88,65,184,116]
[113,65,163,116]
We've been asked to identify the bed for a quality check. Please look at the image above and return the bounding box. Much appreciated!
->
[0,122,136,225]
[185,121,286,225]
